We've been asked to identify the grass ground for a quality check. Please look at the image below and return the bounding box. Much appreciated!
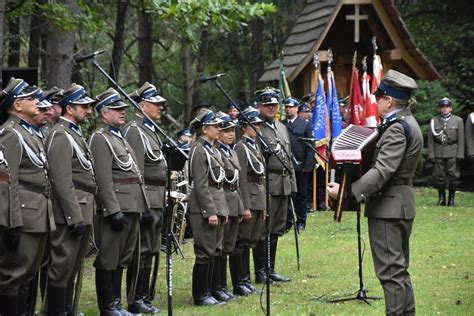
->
[77,187,473,315]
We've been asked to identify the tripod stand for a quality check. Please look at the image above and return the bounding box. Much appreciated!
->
[329,198,380,305]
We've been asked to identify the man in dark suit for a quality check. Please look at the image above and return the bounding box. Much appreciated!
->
[329,70,422,315]
[282,97,314,230]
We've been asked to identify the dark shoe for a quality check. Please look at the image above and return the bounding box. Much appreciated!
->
[194,293,221,306]
[221,287,236,300]
[297,224,305,231]
[233,283,252,296]
[128,298,156,314]
[269,272,291,282]
[96,269,121,316]
[255,269,275,284]
[143,299,160,314]
[317,203,328,211]
[437,187,446,206]
[211,289,231,302]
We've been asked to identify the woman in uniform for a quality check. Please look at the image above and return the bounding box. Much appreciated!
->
[188,109,229,306]
[230,106,266,296]
[210,112,244,302]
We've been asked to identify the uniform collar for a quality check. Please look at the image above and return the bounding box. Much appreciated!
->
[33,126,44,139]
[264,119,276,129]
[218,142,231,156]
[382,109,402,125]
[143,116,156,132]
[109,126,123,138]
[200,137,215,152]
[60,117,82,136]
[244,136,257,149]
[440,113,452,121]
[17,117,34,135]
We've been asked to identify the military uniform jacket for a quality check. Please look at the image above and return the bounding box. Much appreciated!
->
[352,109,423,220]
[0,115,55,232]
[46,117,96,225]
[282,116,315,171]
[427,114,464,159]
[89,122,148,217]
[123,114,167,209]
[188,138,229,218]
[465,113,474,158]
[234,137,266,211]
[259,120,297,196]
[217,142,244,217]
[0,146,12,228]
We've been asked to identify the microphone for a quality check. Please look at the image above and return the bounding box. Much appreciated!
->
[74,50,106,63]
[199,73,226,83]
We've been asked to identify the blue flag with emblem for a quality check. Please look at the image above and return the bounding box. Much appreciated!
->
[327,70,342,140]
[312,74,327,145]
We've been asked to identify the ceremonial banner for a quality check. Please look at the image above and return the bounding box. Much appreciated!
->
[349,68,365,126]
[327,70,342,140]
[312,73,328,164]
[362,71,378,127]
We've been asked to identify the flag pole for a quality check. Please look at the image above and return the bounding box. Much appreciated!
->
[312,52,320,212]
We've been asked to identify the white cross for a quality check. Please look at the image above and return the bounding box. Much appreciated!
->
[346,4,368,43]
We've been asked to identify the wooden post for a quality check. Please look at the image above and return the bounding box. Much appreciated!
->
[312,52,320,212]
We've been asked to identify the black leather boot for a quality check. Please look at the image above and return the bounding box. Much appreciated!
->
[229,253,252,296]
[269,237,290,282]
[211,256,230,302]
[64,280,75,316]
[0,294,18,316]
[96,269,121,316]
[220,256,236,300]
[192,263,219,306]
[17,283,30,316]
[254,240,273,284]
[448,184,456,206]
[112,268,133,316]
[46,285,67,316]
[127,266,156,314]
[141,266,160,314]
[242,247,259,293]
[437,186,446,206]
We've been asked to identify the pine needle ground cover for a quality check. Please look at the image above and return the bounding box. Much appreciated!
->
[78,187,473,315]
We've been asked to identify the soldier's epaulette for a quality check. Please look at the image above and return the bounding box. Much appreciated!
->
[130,120,138,127]
[95,127,105,135]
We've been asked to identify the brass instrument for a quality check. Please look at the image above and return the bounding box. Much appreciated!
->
[169,170,188,245]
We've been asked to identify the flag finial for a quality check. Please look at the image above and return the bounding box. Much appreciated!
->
[327,48,333,71]
[372,36,378,54]
[362,56,367,72]
[313,52,320,70]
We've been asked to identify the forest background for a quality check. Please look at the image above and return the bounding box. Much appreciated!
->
[0,0,472,135]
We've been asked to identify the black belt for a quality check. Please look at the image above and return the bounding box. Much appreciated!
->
[224,182,239,191]
[267,168,289,176]
[145,179,167,187]
[113,177,142,185]
[434,138,457,145]
[247,174,264,185]
[386,178,411,187]
[0,171,9,182]
[19,180,50,197]
[208,180,224,190]
[73,180,97,194]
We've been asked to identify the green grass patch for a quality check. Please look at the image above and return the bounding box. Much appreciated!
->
[76,187,473,315]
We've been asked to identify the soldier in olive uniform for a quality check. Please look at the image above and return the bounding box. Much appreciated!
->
[122,82,167,314]
[231,107,266,296]
[45,84,96,315]
[427,97,464,206]
[89,88,149,316]
[0,78,55,316]
[466,112,474,163]
[188,109,229,306]
[255,88,296,284]
[211,111,243,302]
[329,70,423,315]
[41,87,64,138]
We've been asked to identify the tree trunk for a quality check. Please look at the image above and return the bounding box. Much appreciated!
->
[137,2,152,85]
[0,0,6,87]
[109,0,129,82]
[27,0,46,68]
[45,0,79,88]
[250,18,264,94]
[180,42,193,125]
[7,15,20,67]
[192,29,209,106]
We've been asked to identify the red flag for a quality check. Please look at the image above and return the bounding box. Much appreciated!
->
[362,71,378,127]
[350,68,365,126]
[371,55,384,93]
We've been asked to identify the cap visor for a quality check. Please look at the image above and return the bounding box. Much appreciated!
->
[71,96,95,105]
[107,101,129,109]
[18,86,41,98]
[144,95,166,103]
[38,100,53,108]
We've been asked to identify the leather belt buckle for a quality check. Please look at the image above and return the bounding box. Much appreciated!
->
[282,169,289,177]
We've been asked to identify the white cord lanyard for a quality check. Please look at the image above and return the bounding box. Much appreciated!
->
[90,132,135,171]
[12,129,45,168]
[244,143,264,175]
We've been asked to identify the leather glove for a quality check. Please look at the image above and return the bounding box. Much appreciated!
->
[109,211,128,232]
[68,221,86,237]
[3,227,22,251]
[140,209,154,225]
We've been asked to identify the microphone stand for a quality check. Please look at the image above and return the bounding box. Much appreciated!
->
[89,58,188,316]
[208,78,292,316]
